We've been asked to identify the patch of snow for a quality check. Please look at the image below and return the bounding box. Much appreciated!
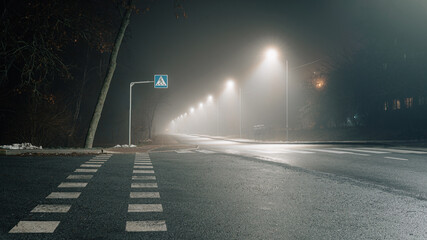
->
[113,144,136,148]
[0,143,43,150]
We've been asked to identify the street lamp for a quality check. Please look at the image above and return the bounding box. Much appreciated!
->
[207,95,213,103]
[226,79,235,90]
[263,47,289,141]
[222,79,242,138]
[129,81,154,146]
[265,48,279,60]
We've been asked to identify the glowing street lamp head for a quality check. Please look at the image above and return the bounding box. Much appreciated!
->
[199,102,204,109]
[207,95,213,102]
[265,48,279,60]
[226,79,235,90]
[189,107,195,113]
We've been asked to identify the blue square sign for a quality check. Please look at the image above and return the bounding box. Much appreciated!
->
[154,74,168,88]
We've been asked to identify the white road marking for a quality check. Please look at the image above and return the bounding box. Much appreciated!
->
[80,164,101,168]
[308,149,369,156]
[175,150,194,153]
[134,163,152,165]
[46,192,80,199]
[279,149,314,154]
[75,169,97,173]
[67,175,93,180]
[132,176,156,180]
[128,204,163,212]
[385,156,408,161]
[133,170,155,174]
[131,183,158,188]
[9,221,60,233]
[333,148,388,154]
[90,159,108,161]
[58,182,87,188]
[255,149,314,154]
[135,161,151,163]
[126,221,167,232]
[196,150,215,154]
[134,166,154,169]
[130,192,160,198]
[31,204,71,213]
[362,147,427,154]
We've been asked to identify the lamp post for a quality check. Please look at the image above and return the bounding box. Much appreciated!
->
[225,79,241,137]
[239,87,242,138]
[129,81,153,146]
[265,47,289,141]
[285,59,289,142]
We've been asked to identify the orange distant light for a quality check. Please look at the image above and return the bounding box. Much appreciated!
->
[314,78,326,90]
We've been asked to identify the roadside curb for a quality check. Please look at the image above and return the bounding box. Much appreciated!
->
[0,148,104,156]
[191,134,427,149]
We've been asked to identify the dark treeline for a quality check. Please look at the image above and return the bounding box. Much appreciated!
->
[0,0,121,147]
[0,0,181,147]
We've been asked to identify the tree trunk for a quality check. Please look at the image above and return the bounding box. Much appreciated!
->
[68,46,89,146]
[84,0,133,148]
[148,100,159,139]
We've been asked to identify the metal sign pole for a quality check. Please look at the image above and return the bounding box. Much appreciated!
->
[128,81,155,146]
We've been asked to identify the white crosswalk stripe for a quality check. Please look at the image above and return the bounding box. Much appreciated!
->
[130,192,160,198]
[128,204,163,212]
[31,204,71,213]
[132,176,156,180]
[9,154,113,235]
[126,221,167,232]
[46,192,81,199]
[9,221,60,233]
[127,153,167,232]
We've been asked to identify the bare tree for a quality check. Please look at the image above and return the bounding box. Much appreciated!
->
[85,0,134,148]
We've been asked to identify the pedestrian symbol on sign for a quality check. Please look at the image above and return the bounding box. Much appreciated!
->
[154,75,168,88]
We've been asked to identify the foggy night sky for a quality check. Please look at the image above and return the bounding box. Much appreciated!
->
[95,0,427,141]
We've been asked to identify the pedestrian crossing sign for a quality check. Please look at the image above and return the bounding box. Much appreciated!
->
[154,74,168,88]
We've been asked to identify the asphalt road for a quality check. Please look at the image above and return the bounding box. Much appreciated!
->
[1,135,427,239]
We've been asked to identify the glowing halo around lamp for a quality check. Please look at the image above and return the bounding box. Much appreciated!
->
[226,79,235,90]
[265,48,279,60]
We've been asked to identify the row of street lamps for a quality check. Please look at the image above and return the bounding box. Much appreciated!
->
[171,47,289,141]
